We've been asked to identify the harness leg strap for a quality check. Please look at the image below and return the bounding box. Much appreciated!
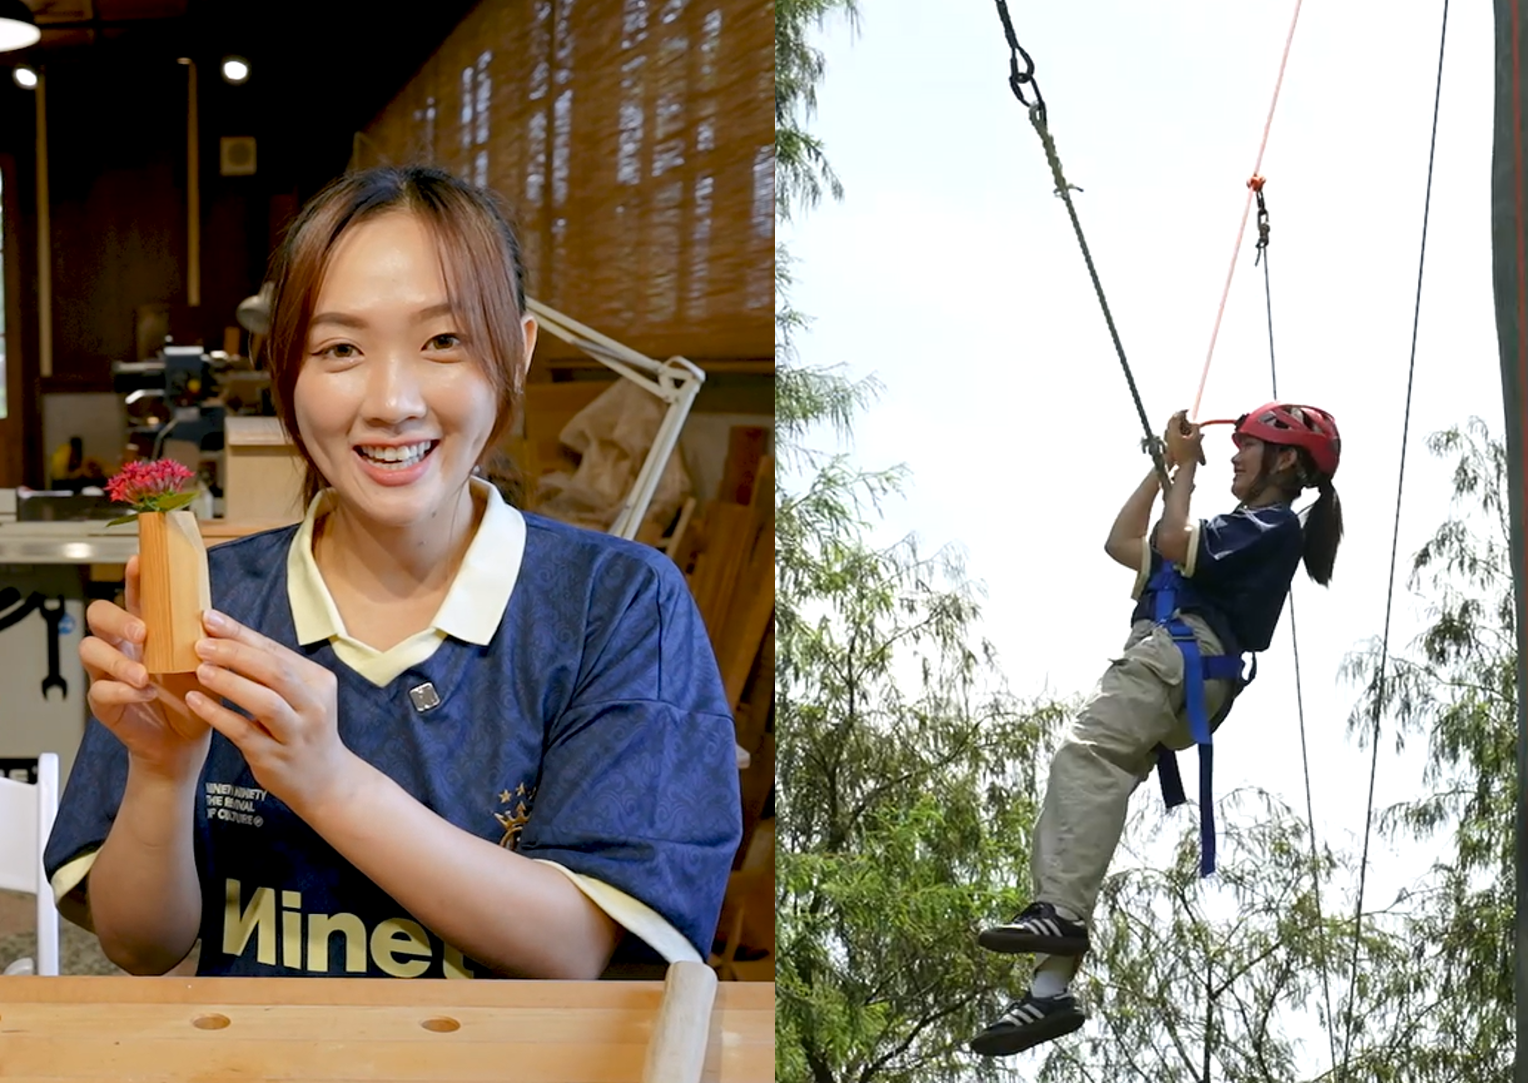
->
[1155,655,1240,826]
[1156,747,1186,808]
[1142,563,1254,879]
[1168,619,1216,878]
[1198,744,1216,875]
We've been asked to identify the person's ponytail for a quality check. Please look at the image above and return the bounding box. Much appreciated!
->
[1301,478,1343,586]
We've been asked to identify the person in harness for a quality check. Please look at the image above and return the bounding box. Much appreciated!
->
[969,401,1344,1059]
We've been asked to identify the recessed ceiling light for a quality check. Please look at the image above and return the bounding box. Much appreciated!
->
[221,56,250,85]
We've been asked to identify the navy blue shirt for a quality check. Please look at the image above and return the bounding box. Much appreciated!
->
[1132,504,1303,657]
[44,511,741,978]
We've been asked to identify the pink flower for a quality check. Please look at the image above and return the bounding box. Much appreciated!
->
[106,459,197,513]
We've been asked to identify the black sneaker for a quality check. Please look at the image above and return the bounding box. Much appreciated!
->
[978,902,1090,956]
[969,992,1086,1057]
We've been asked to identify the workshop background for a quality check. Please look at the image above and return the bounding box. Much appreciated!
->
[0,0,774,982]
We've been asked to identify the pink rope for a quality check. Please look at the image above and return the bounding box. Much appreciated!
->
[1190,0,1307,420]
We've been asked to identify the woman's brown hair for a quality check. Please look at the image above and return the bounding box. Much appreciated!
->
[261,165,530,505]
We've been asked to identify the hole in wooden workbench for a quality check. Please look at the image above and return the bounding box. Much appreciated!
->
[421,1016,461,1033]
[193,1013,231,1030]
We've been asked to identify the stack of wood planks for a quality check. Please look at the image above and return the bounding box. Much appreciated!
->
[682,435,773,698]
[667,425,775,980]
[674,436,773,785]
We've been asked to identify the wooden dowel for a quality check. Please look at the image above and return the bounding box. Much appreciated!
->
[641,960,718,1083]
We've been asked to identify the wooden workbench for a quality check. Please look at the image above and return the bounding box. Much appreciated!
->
[0,975,775,1081]
[0,519,295,565]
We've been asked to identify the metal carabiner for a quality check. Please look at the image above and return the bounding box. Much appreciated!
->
[995,0,1041,109]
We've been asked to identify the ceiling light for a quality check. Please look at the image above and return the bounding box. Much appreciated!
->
[12,63,34,88]
[0,0,40,53]
[221,56,249,85]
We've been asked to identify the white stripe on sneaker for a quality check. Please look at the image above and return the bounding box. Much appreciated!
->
[1001,1001,1046,1026]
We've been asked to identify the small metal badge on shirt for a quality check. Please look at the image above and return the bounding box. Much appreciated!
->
[408,682,442,713]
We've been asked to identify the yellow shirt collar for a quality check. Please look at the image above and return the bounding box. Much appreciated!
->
[287,476,526,649]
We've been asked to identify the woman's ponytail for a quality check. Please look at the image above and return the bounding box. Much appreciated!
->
[1301,478,1343,586]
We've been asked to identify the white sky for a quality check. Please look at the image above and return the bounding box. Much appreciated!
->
[780,0,1505,1065]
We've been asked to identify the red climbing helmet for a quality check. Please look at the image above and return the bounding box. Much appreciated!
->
[1232,402,1341,479]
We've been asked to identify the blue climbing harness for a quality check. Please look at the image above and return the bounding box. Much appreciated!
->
[1146,562,1256,878]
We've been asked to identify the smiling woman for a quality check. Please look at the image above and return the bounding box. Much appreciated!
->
[40,166,742,984]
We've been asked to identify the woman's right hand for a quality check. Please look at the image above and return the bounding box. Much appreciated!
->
[1163,409,1206,468]
[80,556,211,779]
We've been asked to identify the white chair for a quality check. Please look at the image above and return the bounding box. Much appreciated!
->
[0,753,60,976]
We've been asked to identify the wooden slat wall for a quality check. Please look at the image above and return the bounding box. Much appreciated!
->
[354,0,773,364]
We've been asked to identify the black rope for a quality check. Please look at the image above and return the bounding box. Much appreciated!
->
[1263,256,1276,393]
[1288,599,1340,1070]
[992,0,1171,491]
[1257,183,1341,1078]
[1255,185,1277,395]
[1338,1,1447,1077]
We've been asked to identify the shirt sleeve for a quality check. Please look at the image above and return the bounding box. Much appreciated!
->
[42,716,131,926]
[1186,507,1299,586]
[516,555,742,963]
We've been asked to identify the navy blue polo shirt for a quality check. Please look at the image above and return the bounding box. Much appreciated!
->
[1133,504,1304,657]
[43,481,740,978]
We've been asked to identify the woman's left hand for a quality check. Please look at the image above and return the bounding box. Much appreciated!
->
[186,608,362,817]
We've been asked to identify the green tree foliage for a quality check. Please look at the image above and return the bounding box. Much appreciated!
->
[773,5,1073,1081]
[776,0,858,224]
[775,0,871,467]
[1333,419,1515,1080]
[776,527,1070,1083]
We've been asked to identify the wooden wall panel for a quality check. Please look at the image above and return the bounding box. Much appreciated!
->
[356,0,774,365]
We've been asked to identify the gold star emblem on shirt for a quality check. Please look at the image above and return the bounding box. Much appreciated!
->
[493,784,537,850]
[494,806,530,849]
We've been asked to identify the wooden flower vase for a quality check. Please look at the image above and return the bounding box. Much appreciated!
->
[138,509,211,675]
